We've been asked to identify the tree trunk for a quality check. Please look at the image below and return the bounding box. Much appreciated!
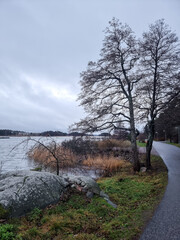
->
[129,98,140,172]
[56,161,59,175]
[146,120,155,169]
[131,128,140,171]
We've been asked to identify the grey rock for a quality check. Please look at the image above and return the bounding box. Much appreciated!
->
[100,191,117,208]
[0,170,117,216]
[0,170,68,217]
[100,190,109,199]
[66,175,101,195]
[140,167,147,172]
[105,198,117,208]
[80,181,86,187]
[86,191,94,199]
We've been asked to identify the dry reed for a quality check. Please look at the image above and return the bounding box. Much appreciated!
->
[83,155,131,176]
[28,144,78,171]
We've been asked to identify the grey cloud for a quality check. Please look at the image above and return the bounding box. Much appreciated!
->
[0,0,179,132]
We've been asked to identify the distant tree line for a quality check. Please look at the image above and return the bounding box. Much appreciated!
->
[0,129,68,137]
[0,129,97,137]
[0,129,26,136]
[154,96,180,142]
[40,131,67,136]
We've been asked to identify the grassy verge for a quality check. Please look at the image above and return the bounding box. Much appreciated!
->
[166,142,180,148]
[136,141,146,147]
[1,155,167,240]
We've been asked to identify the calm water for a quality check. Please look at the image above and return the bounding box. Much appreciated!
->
[0,136,72,174]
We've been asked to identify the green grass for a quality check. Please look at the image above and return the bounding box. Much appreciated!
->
[136,141,146,147]
[0,224,17,240]
[1,155,167,240]
[166,142,180,148]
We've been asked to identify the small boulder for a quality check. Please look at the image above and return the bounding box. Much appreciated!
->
[140,167,147,173]
[100,191,117,208]
[86,191,94,199]
[64,175,101,195]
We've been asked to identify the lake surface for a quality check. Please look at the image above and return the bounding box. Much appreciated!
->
[0,136,72,174]
[0,136,101,178]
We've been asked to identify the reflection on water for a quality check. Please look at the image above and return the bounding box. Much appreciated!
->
[0,136,72,174]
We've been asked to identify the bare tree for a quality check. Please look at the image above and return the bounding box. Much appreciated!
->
[15,137,77,175]
[72,18,142,171]
[137,19,180,168]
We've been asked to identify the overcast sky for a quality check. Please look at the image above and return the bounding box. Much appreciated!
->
[0,0,180,133]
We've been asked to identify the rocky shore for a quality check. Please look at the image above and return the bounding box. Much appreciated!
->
[0,170,116,217]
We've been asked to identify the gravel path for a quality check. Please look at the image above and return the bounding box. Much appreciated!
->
[140,142,180,240]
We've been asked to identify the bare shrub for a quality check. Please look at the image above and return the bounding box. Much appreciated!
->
[97,139,131,152]
[61,137,98,158]
[61,137,131,156]
[28,141,78,175]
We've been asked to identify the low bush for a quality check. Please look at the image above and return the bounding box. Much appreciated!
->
[61,137,98,157]
[62,138,131,156]
[97,139,131,152]
[0,224,16,240]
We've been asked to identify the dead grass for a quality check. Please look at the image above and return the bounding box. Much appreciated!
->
[83,155,132,177]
